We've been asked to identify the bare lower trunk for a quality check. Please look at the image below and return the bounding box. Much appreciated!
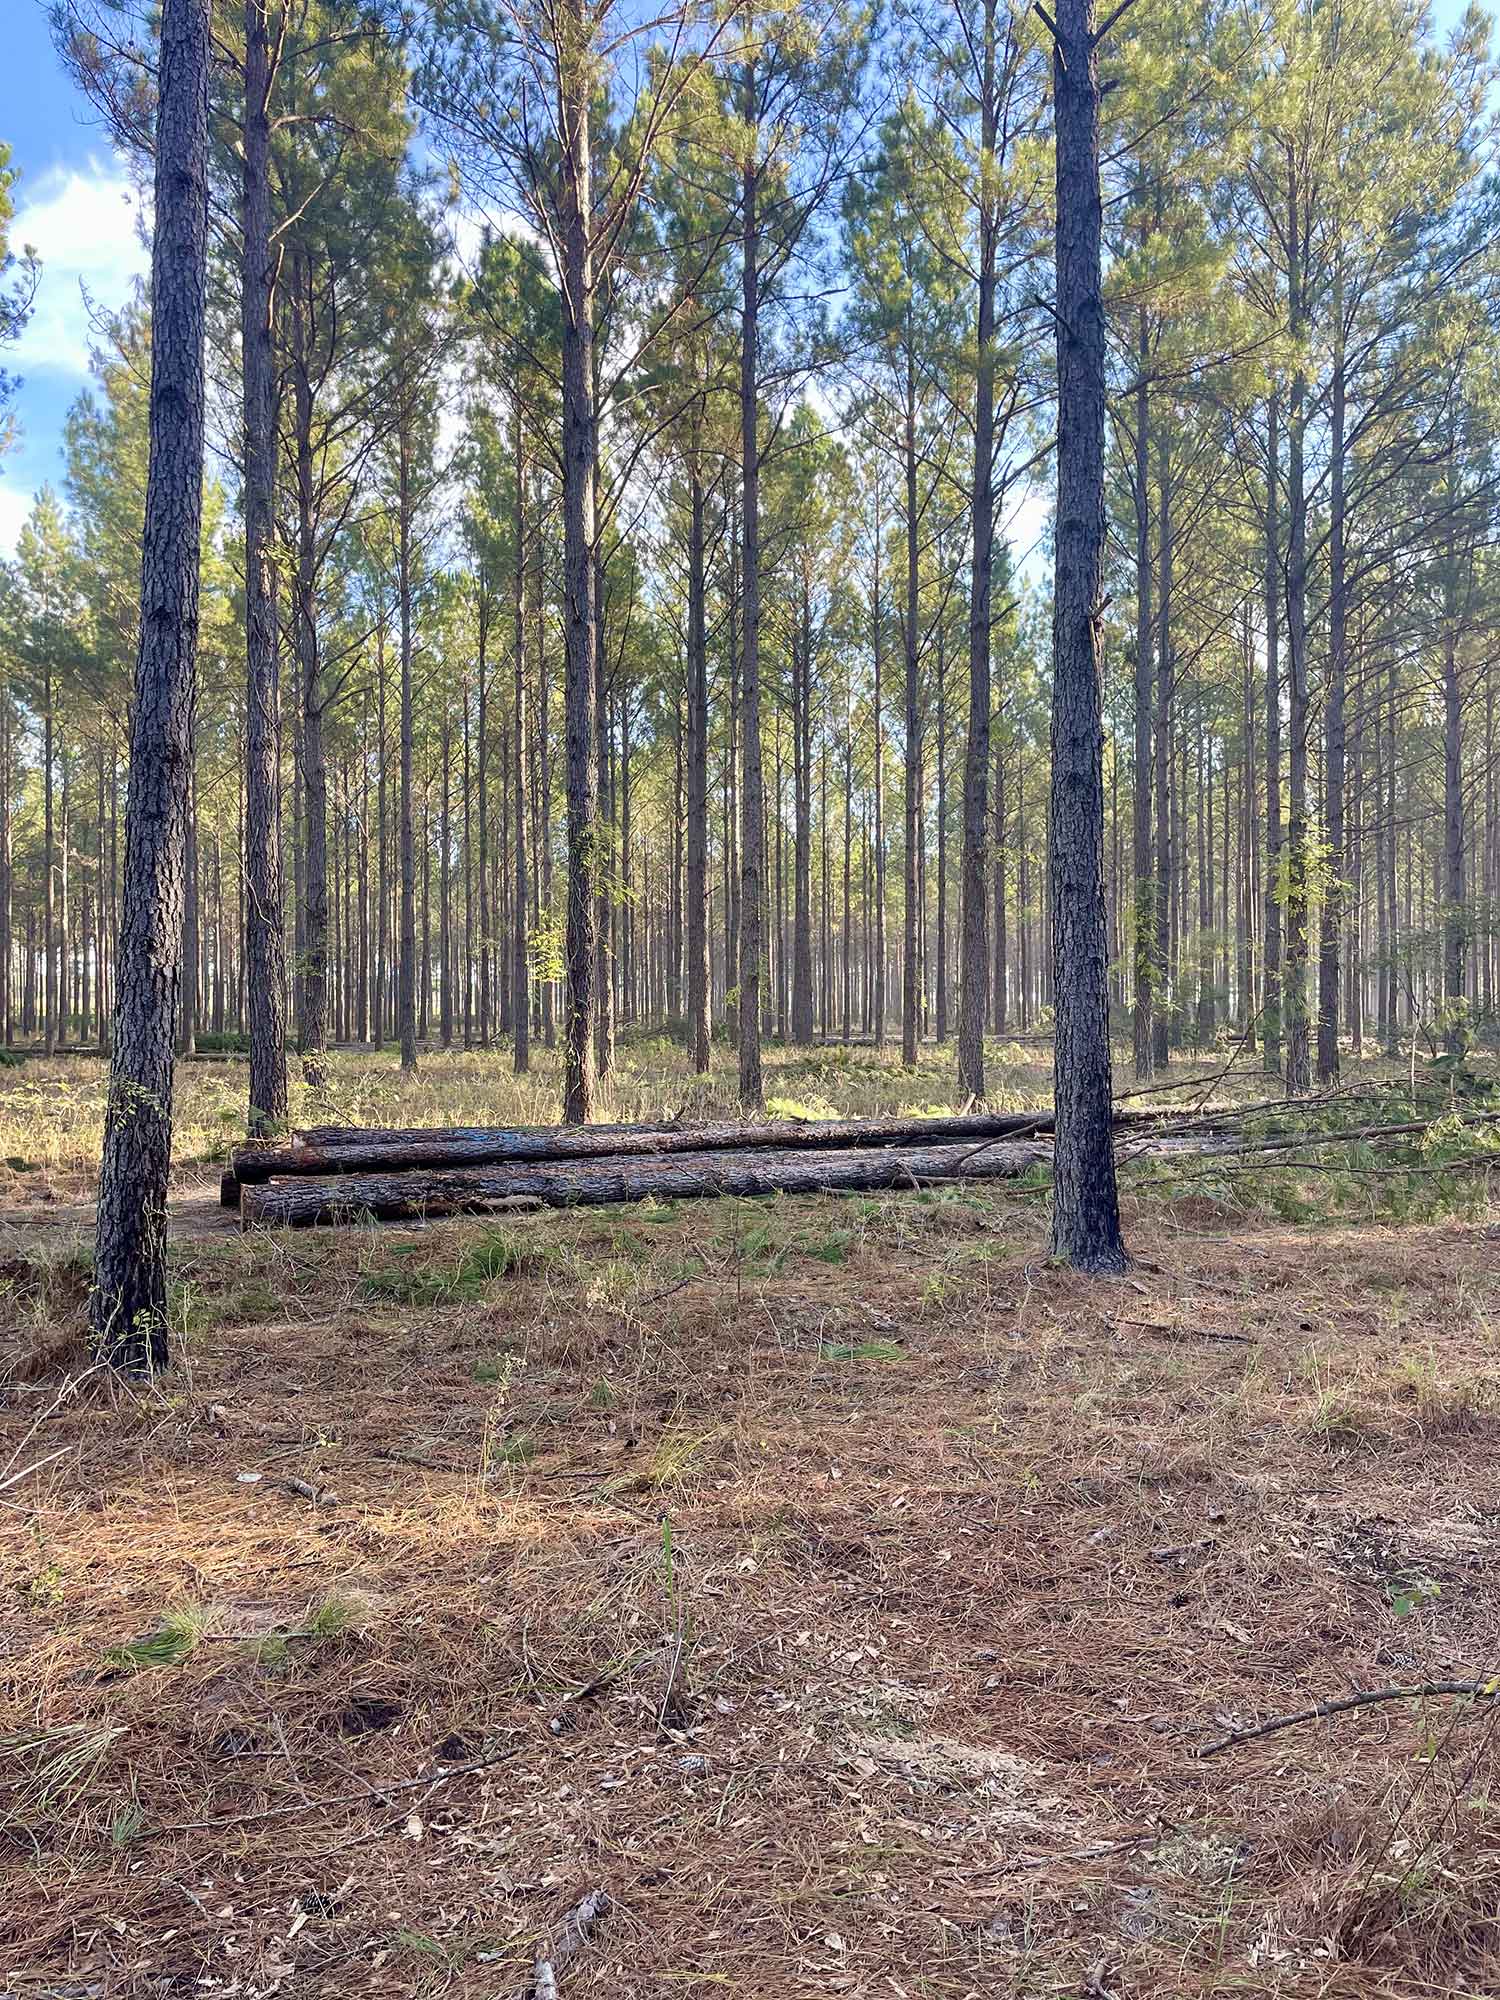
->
[1131,324,1154,1077]
[242,0,288,1135]
[1262,392,1282,1074]
[397,427,418,1074]
[560,9,598,1121]
[738,108,765,1109]
[92,0,209,1368]
[902,346,921,1070]
[686,463,711,1072]
[1047,0,1125,1274]
[513,420,531,1074]
[1317,306,1345,1086]
[957,0,998,1102]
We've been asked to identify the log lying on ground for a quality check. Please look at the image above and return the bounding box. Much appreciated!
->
[239,1136,1056,1228]
[223,1108,1062,1202]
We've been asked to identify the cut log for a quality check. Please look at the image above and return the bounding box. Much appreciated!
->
[223,1109,1059,1202]
[239,1137,1056,1229]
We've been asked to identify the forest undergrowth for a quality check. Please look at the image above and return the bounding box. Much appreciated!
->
[4,1041,1500,1996]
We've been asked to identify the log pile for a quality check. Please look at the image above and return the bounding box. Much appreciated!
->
[225,1091,1460,1230]
[226,1109,1064,1229]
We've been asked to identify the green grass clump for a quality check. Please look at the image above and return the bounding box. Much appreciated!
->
[359,1227,543,1306]
[102,1603,215,1675]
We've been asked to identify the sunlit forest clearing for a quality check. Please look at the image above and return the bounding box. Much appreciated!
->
[6,1037,1500,1996]
[6,0,1500,1981]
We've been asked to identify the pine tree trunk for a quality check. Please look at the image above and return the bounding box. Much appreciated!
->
[1283,197,1311,1096]
[560,0,599,1120]
[793,575,815,1045]
[686,461,711,1072]
[292,287,329,1090]
[738,97,765,1110]
[397,425,418,1074]
[1317,298,1346,1085]
[1047,0,1125,1274]
[958,0,998,1103]
[902,346,921,1070]
[241,0,288,1134]
[1262,391,1282,1073]
[1443,496,1466,1052]
[1152,436,1172,1070]
[92,0,209,1369]
[1131,317,1154,1076]
[513,420,531,1074]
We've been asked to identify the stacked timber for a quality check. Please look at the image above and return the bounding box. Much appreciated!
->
[225,1109,1064,1229]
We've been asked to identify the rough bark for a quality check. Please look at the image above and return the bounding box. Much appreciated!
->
[1262,391,1282,1073]
[242,0,288,1136]
[686,461,711,1073]
[1443,480,1467,1053]
[738,79,765,1109]
[902,341,921,1070]
[397,424,418,1074]
[1317,298,1346,1086]
[957,0,998,1104]
[241,1136,1056,1228]
[1046,0,1126,1274]
[1131,314,1154,1077]
[513,413,531,1073]
[560,0,598,1123]
[92,0,210,1369]
[225,1106,1070,1193]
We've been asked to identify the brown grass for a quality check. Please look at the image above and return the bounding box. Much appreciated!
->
[4,1045,1500,1996]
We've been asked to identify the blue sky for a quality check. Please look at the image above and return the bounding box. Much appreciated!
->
[0,0,1487,557]
[4,2,149,552]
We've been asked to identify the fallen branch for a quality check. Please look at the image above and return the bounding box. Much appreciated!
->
[1194,1680,1496,1758]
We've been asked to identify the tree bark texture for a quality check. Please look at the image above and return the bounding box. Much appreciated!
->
[92,0,210,1369]
[1046,0,1126,1273]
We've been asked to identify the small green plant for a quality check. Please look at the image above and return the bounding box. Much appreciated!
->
[1388,1576,1442,1620]
[25,1562,65,1611]
[360,1227,541,1307]
[819,1338,902,1362]
[1392,1353,1486,1435]
[647,1425,713,1489]
[803,1227,856,1266]
[102,1602,215,1675]
[302,1587,374,1640]
[0,1722,124,1849]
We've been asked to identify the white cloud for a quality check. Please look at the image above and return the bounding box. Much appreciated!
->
[0,480,33,556]
[10,156,149,380]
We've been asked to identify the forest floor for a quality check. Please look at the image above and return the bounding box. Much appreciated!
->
[4,1040,1500,1998]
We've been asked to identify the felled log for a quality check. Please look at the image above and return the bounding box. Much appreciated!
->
[223,1109,1059,1202]
[238,1136,1055,1229]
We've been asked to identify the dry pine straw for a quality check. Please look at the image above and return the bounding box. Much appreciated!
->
[3,1191,1500,1999]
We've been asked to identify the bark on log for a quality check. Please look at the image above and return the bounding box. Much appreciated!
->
[223,1109,1060,1201]
[239,1137,1055,1228]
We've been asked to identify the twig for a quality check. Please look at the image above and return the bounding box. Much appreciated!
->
[1117,1317,1254,1346]
[139,1737,523,1840]
[957,1828,1164,1883]
[522,1887,612,2000]
[1195,1680,1496,1758]
[277,1475,336,1505]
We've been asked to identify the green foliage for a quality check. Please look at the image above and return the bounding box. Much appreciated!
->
[359,1227,545,1306]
